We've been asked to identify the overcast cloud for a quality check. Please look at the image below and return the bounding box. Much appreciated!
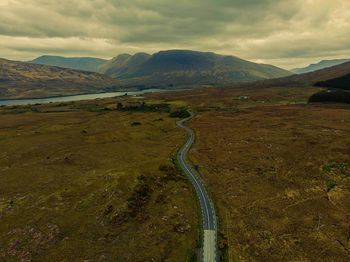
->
[0,0,349,68]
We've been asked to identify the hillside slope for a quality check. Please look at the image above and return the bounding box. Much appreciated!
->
[99,50,292,87]
[98,53,151,78]
[292,59,350,74]
[255,61,350,88]
[0,58,120,99]
[31,55,107,72]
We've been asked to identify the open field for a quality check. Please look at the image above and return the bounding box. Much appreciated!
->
[0,100,198,261]
[147,86,322,110]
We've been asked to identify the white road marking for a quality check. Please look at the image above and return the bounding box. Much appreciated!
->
[204,230,216,262]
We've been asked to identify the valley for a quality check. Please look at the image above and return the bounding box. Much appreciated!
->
[1,1,350,261]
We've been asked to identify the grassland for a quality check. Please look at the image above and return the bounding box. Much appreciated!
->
[147,86,322,110]
[0,98,198,261]
[149,86,350,261]
[1,85,349,261]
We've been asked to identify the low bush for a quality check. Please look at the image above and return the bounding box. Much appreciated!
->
[116,102,170,113]
[326,180,337,192]
[130,121,141,126]
[308,90,350,104]
[169,108,191,118]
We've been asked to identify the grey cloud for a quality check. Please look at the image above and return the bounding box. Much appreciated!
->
[0,0,349,68]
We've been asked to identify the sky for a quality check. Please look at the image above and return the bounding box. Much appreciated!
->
[0,0,349,69]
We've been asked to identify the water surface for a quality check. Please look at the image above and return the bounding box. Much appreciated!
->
[0,89,164,106]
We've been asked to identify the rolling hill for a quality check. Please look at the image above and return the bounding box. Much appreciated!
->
[255,61,350,88]
[31,55,107,72]
[98,50,293,87]
[292,59,350,74]
[0,58,120,99]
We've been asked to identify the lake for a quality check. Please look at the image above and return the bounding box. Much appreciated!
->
[0,89,164,106]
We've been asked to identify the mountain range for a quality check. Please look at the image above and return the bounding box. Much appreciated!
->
[102,50,293,86]
[291,59,350,74]
[2,50,349,100]
[31,50,293,87]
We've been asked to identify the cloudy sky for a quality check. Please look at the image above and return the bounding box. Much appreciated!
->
[0,0,349,69]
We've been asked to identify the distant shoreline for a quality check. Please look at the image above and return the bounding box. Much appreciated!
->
[0,88,170,106]
[0,88,145,102]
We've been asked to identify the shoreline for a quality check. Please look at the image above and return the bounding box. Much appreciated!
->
[0,88,171,106]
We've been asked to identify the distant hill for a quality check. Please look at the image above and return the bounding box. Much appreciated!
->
[31,55,107,72]
[0,58,120,99]
[292,59,350,74]
[254,61,350,88]
[98,50,292,87]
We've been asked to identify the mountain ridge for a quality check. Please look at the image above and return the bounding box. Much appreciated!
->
[31,55,107,72]
[292,59,350,74]
[252,61,350,88]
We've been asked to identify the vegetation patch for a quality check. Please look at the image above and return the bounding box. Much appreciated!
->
[116,101,170,113]
[130,121,141,126]
[309,90,350,104]
[169,108,191,118]
[322,162,350,177]
[326,180,337,192]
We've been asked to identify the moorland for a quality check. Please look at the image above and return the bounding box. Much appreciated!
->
[1,83,349,261]
[1,51,350,261]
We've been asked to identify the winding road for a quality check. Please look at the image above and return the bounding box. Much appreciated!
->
[176,112,218,262]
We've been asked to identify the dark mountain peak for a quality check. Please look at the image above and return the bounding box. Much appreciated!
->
[34,54,60,59]
[113,53,132,60]
[156,49,213,55]
[133,52,150,57]
[146,50,217,71]
[153,49,222,61]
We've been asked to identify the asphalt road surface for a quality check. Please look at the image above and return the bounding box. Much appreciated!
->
[177,112,217,262]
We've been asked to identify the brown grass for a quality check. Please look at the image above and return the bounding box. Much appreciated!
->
[1,85,349,261]
[189,104,350,261]
[147,86,322,110]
